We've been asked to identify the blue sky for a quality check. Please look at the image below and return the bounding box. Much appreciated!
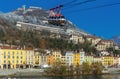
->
[0,0,120,39]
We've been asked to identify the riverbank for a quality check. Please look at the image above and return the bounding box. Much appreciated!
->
[42,72,111,77]
[1,74,120,79]
[0,68,119,77]
[0,69,43,77]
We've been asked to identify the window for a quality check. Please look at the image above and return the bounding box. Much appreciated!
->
[4,60,6,63]
[8,60,10,64]
[8,55,10,59]
[8,52,10,55]
[81,57,83,59]
[4,56,6,58]
[21,52,22,55]
[81,53,83,56]
[16,60,19,64]
[12,56,14,59]
[17,52,19,55]
[4,52,6,55]
[21,57,22,59]
[17,56,19,59]
[12,52,14,55]
[12,60,14,63]
[21,61,22,63]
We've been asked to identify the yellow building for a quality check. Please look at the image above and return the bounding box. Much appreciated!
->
[73,52,80,66]
[102,56,114,67]
[61,55,66,66]
[52,50,61,61]
[46,54,54,66]
[51,50,63,66]
[34,52,41,67]
[0,46,26,69]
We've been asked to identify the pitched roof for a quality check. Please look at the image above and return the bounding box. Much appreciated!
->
[86,35,99,39]
[0,46,33,50]
[100,40,113,43]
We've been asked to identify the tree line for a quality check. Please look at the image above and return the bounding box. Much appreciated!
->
[45,60,103,76]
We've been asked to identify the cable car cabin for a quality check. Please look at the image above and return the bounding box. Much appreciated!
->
[48,16,66,26]
[48,5,66,26]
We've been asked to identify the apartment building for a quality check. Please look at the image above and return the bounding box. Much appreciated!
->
[70,34,84,44]
[73,52,80,66]
[102,56,114,67]
[84,55,94,65]
[86,35,101,45]
[46,53,54,66]
[25,48,34,68]
[66,52,74,66]
[0,46,26,69]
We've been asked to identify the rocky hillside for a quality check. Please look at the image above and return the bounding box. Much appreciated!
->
[0,6,89,34]
[0,6,90,48]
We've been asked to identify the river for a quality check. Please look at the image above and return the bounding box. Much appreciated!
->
[1,74,120,79]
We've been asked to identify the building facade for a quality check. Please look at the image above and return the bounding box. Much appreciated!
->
[84,56,94,65]
[70,34,84,44]
[80,51,85,65]
[26,49,34,68]
[102,56,114,67]
[0,47,26,69]
[86,35,101,45]
[66,52,73,66]
[46,53,54,66]
[73,52,80,66]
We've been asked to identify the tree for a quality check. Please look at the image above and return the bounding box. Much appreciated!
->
[40,38,47,49]
[82,62,91,74]
[91,62,103,74]
[107,47,114,52]
[113,50,120,56]
[0,28,4,38]
[59,65,67,75]
[75,64,81,75]
[69,65,74,75]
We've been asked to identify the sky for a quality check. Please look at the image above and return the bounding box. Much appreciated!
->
[0,0,120,39]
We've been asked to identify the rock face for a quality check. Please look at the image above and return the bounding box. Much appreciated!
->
[111,35,120,46]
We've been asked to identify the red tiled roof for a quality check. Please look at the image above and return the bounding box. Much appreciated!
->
[0,46,17,49]
[25,47,33,50]
[86,35,99,39]
[0,46,33,50]
[100,40,113,43]
[97,42,105,45]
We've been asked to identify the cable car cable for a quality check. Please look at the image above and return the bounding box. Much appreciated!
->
[64,2,120,14]
[63,0,96,10]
